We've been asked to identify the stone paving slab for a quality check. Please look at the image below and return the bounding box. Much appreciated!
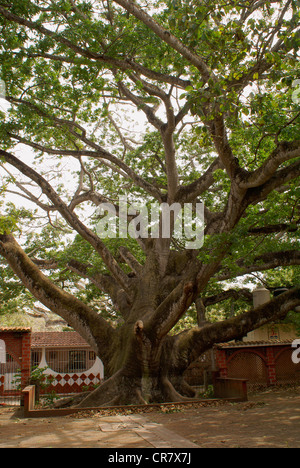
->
[103,415,199,448]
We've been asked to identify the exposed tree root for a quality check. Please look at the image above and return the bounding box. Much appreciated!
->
[53,392,90,408]
[51,368,196,408]
[170,376,197,398]
[76,370,147,408]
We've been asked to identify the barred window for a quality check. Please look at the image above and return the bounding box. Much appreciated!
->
[69,351,86,372]
[31,351,42,368]
[44,349,96,373]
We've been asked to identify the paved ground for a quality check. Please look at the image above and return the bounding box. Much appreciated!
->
[149,388,300,448]
[0,386,300,448]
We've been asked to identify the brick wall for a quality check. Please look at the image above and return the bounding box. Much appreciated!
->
[0,328,31,395]
[215,343,300,389]
[21,332,32,388]
[215,349,228,378]
[266,347,277,385]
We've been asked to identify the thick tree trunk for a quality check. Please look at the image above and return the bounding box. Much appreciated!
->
[76,312,196,407]
[77,335,193,407]
[77,323,163,407]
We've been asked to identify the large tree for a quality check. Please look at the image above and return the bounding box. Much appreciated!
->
[0,0,299,406]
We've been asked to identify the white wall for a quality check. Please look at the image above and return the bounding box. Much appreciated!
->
[0,340,6,364]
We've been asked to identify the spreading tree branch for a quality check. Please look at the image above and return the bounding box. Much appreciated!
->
[240,140,300,189]
[0,149,132,292]
[217,250,300,281]
[0,234,115,361]
[113,0,212,82]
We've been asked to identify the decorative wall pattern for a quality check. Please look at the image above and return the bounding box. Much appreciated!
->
[35,347,104,394]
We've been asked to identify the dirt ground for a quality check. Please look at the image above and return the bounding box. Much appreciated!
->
[0,386,300,448]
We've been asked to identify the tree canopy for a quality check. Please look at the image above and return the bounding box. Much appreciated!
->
[0,0,299,406]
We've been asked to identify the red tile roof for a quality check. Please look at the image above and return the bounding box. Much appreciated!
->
[31,331,91,349]
[0,327,31,332]
[215,339,295,349]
